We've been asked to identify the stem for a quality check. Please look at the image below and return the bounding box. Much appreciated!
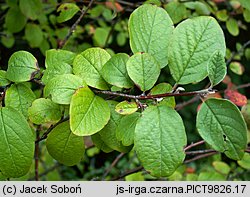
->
[102,153,125,180]
[111,166,144,181]
[58,0,95,49]
[184,140,205,151]
[94,88,214,100]
[185,149,216,155]
[36,117,69,143]
[184,152,218,164]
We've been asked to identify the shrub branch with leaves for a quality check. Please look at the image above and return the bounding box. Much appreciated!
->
[0,1,250,180]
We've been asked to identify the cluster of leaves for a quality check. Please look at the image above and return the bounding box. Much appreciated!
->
[0,2,249,180]
[1,0,250,181]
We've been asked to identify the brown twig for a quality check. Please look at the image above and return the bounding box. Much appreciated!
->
[102,152,125,180]
[184,152,218,164]
[36,117,69,143]
[111,166,144,181]
[184,140,205,152]
[58,0,95,49]
[94,88,214,100]
[185,149,215,155]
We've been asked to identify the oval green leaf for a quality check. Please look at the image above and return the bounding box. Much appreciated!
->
[28,98,62,125]
[44,74,86,104]
[25,24,43,48]
[165,2,187,24]
[98,100,132,153]
[73,47,110,90]
[19,0,42,20]
[91,133,113,153]
[42,49,76,85]
[168,16,226,84]
[6,51,39,82]
[207,51,226,87]
[126,53,160,91]
[196,98,247,160]
[5,6,27,33]
[57,3,80,23]
[46,121,85,166]
[5,83,36,118]
[0,70,10,86]
[128,4,174,68]
[226,18,239,37]
[70,87,110,136]
[0,107,34,178]
[135,105,187,177]
[115,101,138,115]
[116,112,140,146]
[101,53,133,88]
[237,153,250,170]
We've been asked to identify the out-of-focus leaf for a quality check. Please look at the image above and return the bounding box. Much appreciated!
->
[224,89,247,107]
[57,3,80,23]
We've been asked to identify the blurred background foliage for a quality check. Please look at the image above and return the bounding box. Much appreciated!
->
[0,0,250,181]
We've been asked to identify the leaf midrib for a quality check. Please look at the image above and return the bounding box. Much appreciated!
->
[205,102,238,156]
[176,19,212,84]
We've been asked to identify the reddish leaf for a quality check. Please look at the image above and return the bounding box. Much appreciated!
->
[105,2,123,12]
[186,167,195,174]
[224,89,247,106]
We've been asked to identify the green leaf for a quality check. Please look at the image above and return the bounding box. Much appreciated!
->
[115,101,138,115]
[25,24,43,48]
[198,171,226,181]
[5,6,27,33]
[70,87,110,136]
[243,9,250,22]
[116,112,140,146]
[207,51,226,87]
[196,98,247,160]
[239,0,250,10]
[1,32,15,48]
[42,49,76,84]
[216,10,229,22]
[135,105,187,177]
[44,74,86,104]
[5,83,36,118]
[126,53,160,91]
[6,51,39,83]
[128,4,174,68]
[237,153,250,169]
[241,101,250,128]
[229,62,244,75]
[101,53,133,88]
[57,3,80,23]
[0,70,10,86]
[149,83,176,108]
[0,107,34,178]
[46,121,85,166]
[212,161,231,175]
[165,2,187,24]
[19,0,42,20]
[226,18,239,36]
[168,16,226,84]
[28,98,62,125]
[73,47,111,90]
[93,27,111,47]
[91,133,113,153]
[98,100,132,152]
